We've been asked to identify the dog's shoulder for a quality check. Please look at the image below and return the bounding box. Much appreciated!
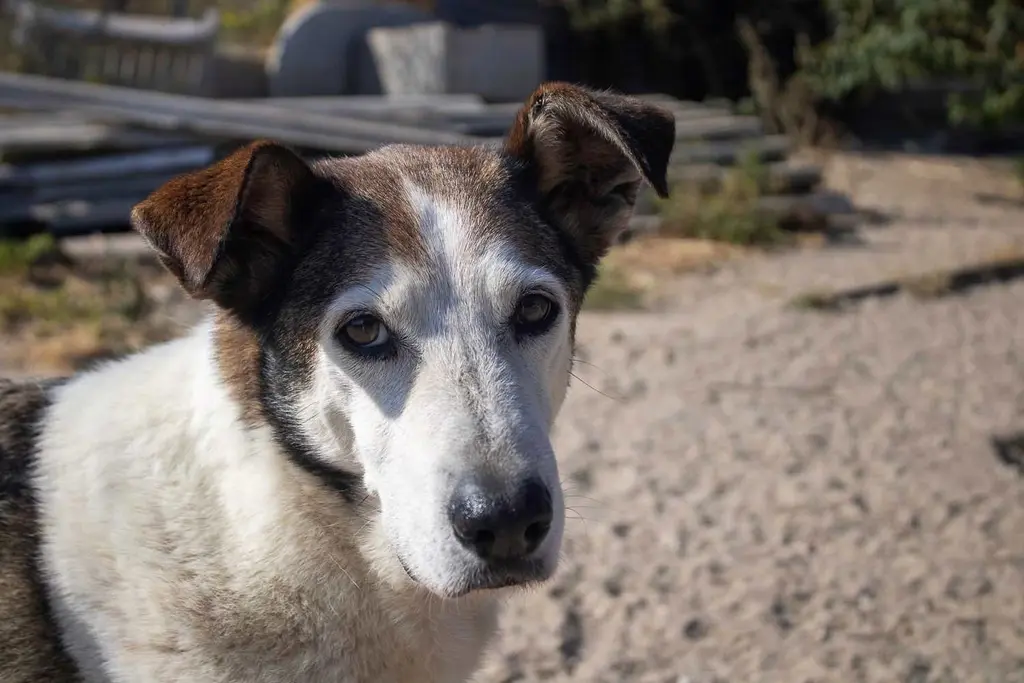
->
[0,377,82,682]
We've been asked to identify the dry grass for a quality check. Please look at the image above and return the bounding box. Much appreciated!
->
[583,261,644,311]
[657,152,792,247]
[584,235,743,311]
[0,237,187,375]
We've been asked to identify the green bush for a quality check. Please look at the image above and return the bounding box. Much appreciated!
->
[800,0,1024,127]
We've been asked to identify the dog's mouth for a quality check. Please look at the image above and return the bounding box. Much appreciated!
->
[397,555,551,598]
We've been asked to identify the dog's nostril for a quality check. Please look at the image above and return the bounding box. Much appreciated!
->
[523,519,551,554]
[449,478,553,561]
[471,529,496,557]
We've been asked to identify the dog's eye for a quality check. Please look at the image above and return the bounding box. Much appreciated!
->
[337,314,391,352]
[513,294,558,336]
[610,181,634,199]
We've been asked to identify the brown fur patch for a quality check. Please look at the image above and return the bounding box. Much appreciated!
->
[131,141,320,317]
[0,379,82,682]
[213,311,265,425]
[505,82,676,264]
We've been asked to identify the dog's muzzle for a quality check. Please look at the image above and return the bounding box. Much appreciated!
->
[397,477,558,597]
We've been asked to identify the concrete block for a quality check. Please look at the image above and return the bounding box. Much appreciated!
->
[265,1,431,97]
[367,22,543,102]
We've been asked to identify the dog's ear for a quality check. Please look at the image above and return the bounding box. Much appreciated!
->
[505,82,676,265]
[131,140,319,317]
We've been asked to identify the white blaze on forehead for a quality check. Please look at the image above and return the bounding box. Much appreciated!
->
[401,180,569,317]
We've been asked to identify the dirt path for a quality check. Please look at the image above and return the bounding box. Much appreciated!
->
[478,153,1024,683]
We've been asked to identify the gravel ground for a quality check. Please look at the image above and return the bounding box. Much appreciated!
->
[477,153,1024,683]
[480,285,1024,683]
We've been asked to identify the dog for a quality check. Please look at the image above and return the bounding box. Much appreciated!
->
[0,82,675,683]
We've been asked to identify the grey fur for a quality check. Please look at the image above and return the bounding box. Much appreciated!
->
[0,378,81,683]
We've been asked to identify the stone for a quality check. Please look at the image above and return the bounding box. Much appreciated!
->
[367,21,544,102]
[265,1,432,97]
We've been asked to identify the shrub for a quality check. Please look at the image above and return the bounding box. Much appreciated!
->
[657,152,791,246]
[800,0,1024,128]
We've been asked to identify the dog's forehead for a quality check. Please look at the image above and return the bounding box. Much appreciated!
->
[308,145,577,290]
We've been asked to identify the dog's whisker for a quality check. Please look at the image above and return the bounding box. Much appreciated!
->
[568,371,623,402]
[562,491,606,503]
[569,357,610,376]
[562,501,604,510]
[562,500,605,511]
[564,507,593,531]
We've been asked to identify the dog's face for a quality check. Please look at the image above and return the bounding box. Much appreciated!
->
[131,83,675,598]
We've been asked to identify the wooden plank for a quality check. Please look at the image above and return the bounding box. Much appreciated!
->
[250,94,488,114]
[0,146,213,186]
[637,94,719,110]
[248,98,520,137]
[270,94,736,131]
[44,198,139,233]
[0,147,211,228]
[755,192,858,222]
[673,116,763,141]
[4,196,143,234]
[0,72,486,154]
[0,114,194,153]
[11,2,220,47]
[673,135,790,166]
[633,163,824,217]
[636,94,733,118]
[668,161,822,194]
[630,189,856,225]
[60,232,153,260]
[0,172,181,211]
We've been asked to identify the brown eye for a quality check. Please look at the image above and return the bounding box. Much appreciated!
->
[513,294,558,337]
[338,314,391,352]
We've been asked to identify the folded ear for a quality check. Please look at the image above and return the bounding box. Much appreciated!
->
[131,140,320,318]
[505,82,676,266]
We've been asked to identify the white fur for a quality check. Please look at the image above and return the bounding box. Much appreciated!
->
[32,186,574,682]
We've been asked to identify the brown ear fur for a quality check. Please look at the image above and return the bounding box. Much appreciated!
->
[131,140,318,316]
[505,82,676,263]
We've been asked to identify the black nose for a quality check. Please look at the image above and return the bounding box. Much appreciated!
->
[448,478,553,561]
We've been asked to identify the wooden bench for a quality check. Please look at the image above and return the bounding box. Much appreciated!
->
[7,0,219,96]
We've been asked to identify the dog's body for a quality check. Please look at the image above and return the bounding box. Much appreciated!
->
[6,331,495,683]
[0,84,674,683]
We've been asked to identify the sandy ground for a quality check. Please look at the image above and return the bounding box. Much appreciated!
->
[476,153,1024,683]
[3,152,1024,682]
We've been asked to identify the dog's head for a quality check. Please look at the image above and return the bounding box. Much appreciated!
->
[131,83,675,598]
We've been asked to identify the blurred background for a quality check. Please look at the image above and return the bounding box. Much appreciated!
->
[0,1,1022,681]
